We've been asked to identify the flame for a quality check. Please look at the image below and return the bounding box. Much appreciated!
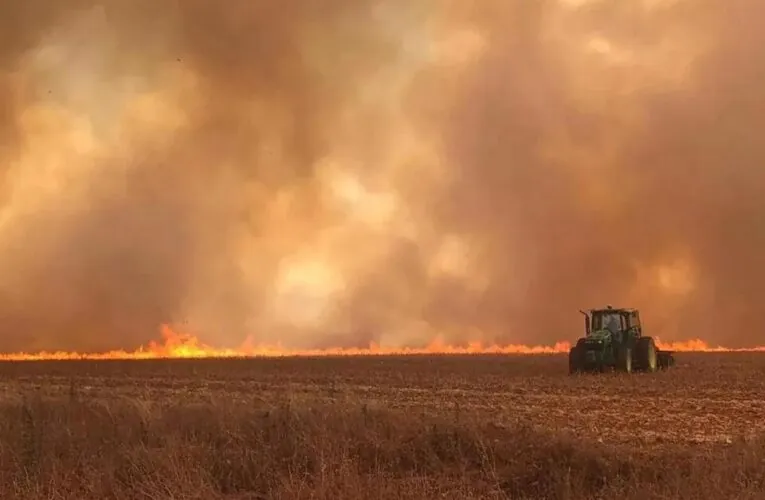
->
[0,325,763,361]
[654,339,765,353]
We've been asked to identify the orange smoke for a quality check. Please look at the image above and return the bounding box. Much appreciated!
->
[0,325,763,361]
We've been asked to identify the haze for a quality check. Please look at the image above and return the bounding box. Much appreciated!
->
[0,0,762,352]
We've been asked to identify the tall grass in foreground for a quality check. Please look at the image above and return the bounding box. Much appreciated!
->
[0,395,762,499]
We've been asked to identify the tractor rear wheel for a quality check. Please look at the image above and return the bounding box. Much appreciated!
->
[616,347,632,373]
[569,347,584,374]
[635,337,658,372]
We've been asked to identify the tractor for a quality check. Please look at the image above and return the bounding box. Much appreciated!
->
[568,306,675,374]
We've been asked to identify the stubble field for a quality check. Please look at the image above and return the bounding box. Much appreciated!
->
[1,352,764,499]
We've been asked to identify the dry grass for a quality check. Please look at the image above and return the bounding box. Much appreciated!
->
[1,353,764,499]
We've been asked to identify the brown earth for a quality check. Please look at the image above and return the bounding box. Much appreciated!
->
[1,352,764,499]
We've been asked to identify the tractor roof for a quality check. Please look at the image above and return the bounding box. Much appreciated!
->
[589,305,637,314]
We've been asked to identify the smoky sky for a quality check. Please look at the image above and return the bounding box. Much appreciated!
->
[415,0,765,347]
[0,0,763,352]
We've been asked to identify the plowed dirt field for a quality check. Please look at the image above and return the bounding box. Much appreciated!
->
[2,352,762,449]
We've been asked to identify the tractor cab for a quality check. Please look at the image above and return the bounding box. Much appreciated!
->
[581,305,642,342]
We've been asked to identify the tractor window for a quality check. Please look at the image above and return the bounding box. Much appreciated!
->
[592,312,623,333]
[629,312,640,329]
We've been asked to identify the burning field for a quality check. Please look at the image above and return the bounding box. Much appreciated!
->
[3,0,765,497]
[1,325,764,361]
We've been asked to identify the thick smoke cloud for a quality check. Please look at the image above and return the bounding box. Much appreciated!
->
[413,0,765,347]
[0,0,405,351]
[0,0,762,352]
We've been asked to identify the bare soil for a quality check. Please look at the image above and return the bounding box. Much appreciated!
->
[0,352,763,499]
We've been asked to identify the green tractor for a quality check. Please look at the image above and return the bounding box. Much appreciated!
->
[568,306,675,374]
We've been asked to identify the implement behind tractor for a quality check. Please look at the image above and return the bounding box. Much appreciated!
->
[569,306,675,374]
